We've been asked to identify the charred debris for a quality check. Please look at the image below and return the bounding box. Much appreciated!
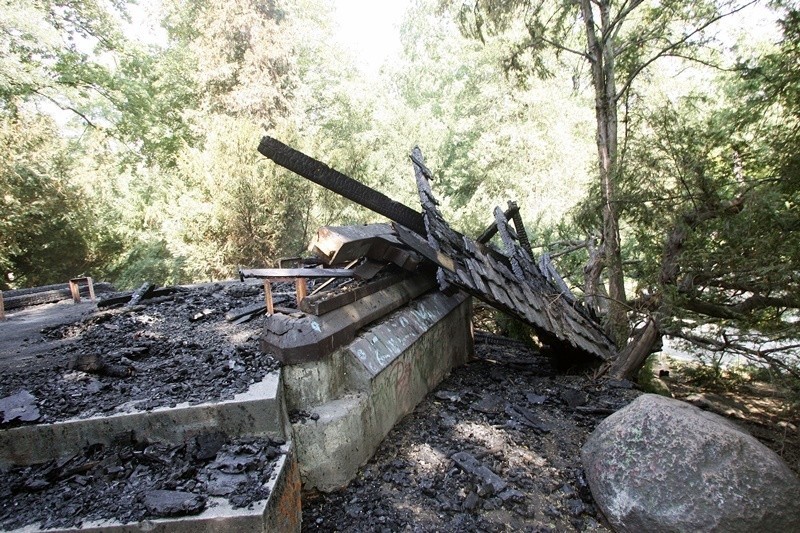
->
[253,136,615,365]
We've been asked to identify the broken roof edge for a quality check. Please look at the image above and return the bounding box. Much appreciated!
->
[408,147,616,361]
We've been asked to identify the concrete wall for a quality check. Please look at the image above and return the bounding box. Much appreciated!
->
[284,290,473,491]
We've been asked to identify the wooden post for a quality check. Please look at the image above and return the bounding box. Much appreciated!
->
[295,278,307,307]
[69,279,82,303]
[264,280,275,315]
[69,277,96,303]
[86,276,96,302]
[0,290,4,320]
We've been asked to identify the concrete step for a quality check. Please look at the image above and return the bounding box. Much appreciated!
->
[1,370,300,532]
[0,371,286,468]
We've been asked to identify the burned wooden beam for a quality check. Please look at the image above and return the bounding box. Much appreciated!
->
[239,268,355,279]
[225,303,268,323]
[3,282,114,311]
[299,273,407,316]
[476,204,519,244]
[310,224,396,265]
[507,201,534,260]
[96,287,178,309]
[127,282,155,307]
[309,224,422,274]
[476,200,535,265]
[258,137,427,235]
[403,146,615,361]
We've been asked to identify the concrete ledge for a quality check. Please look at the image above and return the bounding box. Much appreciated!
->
[0,371,285,467]
[9,443,301,533]
[260,275,436,364]
[287,291,473,491]
[281,349,369,411]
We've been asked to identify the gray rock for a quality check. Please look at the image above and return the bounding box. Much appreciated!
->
[582,394,800,533]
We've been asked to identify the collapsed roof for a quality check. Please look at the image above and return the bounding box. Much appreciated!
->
[257,136,615,362]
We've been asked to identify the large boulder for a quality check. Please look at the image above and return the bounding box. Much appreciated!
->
[582,394,800,532]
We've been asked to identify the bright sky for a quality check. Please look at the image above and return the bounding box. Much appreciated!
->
[331,0,411,75]
[124,0,411,75]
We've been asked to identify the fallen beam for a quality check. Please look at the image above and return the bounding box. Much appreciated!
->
[3,283,114,311]
[239,268,355,279]
[97,287,179,309]
[310,224,422,272]
[299,273,407,316]
[258,137,427,235]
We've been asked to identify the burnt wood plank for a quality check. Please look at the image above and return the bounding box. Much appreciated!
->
[258,137,426,235]
[299,274,407,316]
[476,203,520,244]
[392,223,457,272]
[96,287,178,309]
[226,303,268,322]
[352,260,386,281]
[239,268,355,279]
[309,224,394,265]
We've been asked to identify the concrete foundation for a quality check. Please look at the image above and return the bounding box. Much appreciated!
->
[283,290,473,491]
[1,281,474,530]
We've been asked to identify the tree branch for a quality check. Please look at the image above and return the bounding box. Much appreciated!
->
[681,293,800,320]
[662,52,744,72]
[668,330,800,380]
[33,89,99,129]
[537,36,591,60]
[616,0,758,101]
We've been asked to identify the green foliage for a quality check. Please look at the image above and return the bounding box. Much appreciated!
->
[492,311,538,348]
[108,238,186,290]
[0,113,103,289]
[636,355,672,396]
[387,1,596,235]
[165,116,316,280]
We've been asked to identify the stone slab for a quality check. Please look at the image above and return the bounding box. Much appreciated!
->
[348,291,465,376]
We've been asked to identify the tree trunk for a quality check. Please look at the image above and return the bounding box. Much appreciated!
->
[583,235,609,316]
[580,0,629,347]
[608,316,661,380]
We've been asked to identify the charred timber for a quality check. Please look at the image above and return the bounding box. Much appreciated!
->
[239,268,355,279]
[258,137,427,235]
[405,146,615,361]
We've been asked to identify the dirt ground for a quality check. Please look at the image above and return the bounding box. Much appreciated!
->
[301,341,799,533]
